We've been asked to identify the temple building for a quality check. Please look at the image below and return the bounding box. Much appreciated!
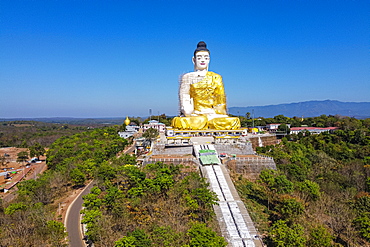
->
[143,120,166,133]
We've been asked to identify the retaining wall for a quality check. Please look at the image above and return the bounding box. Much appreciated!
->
[152,143,194,156]
[214,142,254,155]
[224,156,276,180]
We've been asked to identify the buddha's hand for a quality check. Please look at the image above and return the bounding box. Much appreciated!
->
[214,104,227,115]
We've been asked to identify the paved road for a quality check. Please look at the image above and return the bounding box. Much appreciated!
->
[65,181,95,247]
[65,142,136,246]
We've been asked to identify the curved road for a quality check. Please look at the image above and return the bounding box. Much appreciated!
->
[65,142,136,246]
[65,181,95,247]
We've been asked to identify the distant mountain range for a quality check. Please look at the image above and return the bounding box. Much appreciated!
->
[1,100,369,124]
[228,100,370,119]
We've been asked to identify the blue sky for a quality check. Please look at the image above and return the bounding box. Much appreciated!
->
[1,0,369,118]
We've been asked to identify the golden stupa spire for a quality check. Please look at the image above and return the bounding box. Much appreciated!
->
[124,116,130,126]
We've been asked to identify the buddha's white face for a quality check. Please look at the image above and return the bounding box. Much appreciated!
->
[193,51,210,71]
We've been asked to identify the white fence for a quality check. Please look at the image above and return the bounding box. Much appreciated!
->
[231,155,274,162]
[143,158,199,165]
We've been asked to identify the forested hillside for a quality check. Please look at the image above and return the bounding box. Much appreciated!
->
[0,125,225,246]
[0,121,89,147]
[1,116,369,246]
[235,117,370,246]
[82,162,226,246]
[0,127,128,246]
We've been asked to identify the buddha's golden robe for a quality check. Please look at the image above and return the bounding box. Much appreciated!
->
[172,71,241,130]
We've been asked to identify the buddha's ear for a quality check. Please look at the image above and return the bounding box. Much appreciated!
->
[192,56,195,65]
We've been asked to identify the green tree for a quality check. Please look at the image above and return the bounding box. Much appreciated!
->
[187,222,227,247]
[82,186,102,210]
[29,142,45,159]
[274,175,294,194]
[17,173,53,204]
[17,151,29,163]
[307,225,333,247]
[276,197,304,220]
[354,213,370,241]
[150,226,182,247]
[70,168,86,187]
[103,186,123,210]
[353,194,370,241]
[114,236,136,247]
[81,209,102,235]
[119,123,127,132]
[143,127,159,140]
[269,220,306,247]
[260,170,294,194]
[273,115,289,123]
[278,123,290,134]
[128,229,152,247]
[4,202,28,215]
[46,220,67,247]
[95,161,117,182]
[113,229,151,247]
[296,180,321,201]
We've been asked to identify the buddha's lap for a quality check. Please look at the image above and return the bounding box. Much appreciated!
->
[171,116,240,130]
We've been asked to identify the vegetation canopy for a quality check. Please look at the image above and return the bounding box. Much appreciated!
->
[235,116,370,246]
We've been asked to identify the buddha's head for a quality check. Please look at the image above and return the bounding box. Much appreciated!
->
[193,41,210,71]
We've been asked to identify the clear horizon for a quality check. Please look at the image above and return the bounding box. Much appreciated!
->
[0,99,368,119]
[1,1,369,118]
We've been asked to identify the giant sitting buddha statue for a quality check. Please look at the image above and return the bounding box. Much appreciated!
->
[171,41,241,130]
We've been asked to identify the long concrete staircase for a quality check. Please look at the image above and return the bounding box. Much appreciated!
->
[195,144,264,247]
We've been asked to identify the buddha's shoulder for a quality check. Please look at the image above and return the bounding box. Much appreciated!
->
[208,71,222,78]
